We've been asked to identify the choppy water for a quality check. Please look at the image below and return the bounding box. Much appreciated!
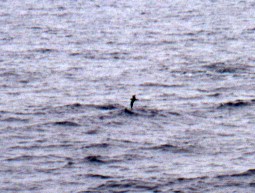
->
[1,0,255,192]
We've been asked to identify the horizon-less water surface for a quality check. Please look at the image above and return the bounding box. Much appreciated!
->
[1,0,255,192]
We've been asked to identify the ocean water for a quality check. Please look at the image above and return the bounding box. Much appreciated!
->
[1,0,255,192]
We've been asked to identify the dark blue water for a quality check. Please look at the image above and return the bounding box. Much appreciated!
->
[1,0,255,192]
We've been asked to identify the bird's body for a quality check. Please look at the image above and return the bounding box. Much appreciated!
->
[130,95,138,109]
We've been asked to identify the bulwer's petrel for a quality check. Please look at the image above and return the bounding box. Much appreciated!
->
[130,95,138,109]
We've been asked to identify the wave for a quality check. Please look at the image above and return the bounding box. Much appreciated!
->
[6,155,35,161]
[84,155,119,164]
[86,174,111,179]
[66,103,83,108]
[62,103,120,111]
[39,103,181,122]
[87,168,255,192]
[143,144,190,153]
[1,117,29,123]
[121,107,180,118]
[84,153,141,164]
[63,103,180,119]
[231,169,255,177]
[217,169,255,178]
[218,99,253,108]
[94,104,118,110]
[84,143,109,148]
[141,82,175,88]
[204,62,249,74]
[85,129,99,135]
[53,121,80,127]
[88,179,159,192]
[34,48,57,53]
[85,155,106,163]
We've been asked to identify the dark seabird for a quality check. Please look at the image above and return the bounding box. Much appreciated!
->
[130,95,138,109]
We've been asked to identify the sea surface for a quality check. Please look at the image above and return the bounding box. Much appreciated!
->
[1,0,255,192]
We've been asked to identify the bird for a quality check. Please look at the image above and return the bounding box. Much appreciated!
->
[130,95,138,109]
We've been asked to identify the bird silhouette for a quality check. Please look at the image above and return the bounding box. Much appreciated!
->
[130,95,138,109]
